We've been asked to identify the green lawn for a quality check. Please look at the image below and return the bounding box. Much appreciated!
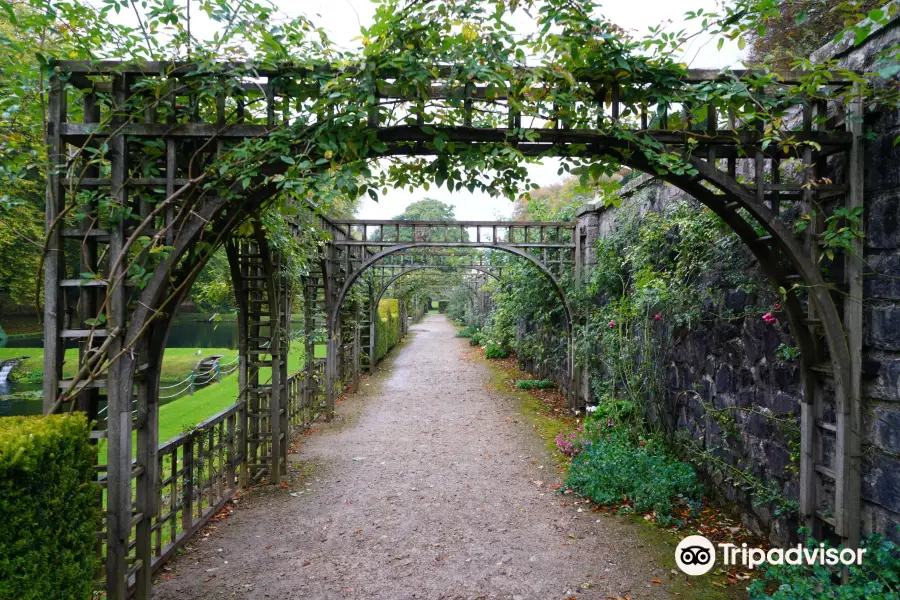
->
[155,341,323,445]
[3,341,325,445]
[0,347,237,384]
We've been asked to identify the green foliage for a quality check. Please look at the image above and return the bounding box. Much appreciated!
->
[394,198,455,221]
[515,378,553,390]
[187,248,235,313]
[484,341,508,359]
[566,429,701,520]
[0,414,99,599]
[776,343,801,362]
[575,201,762,439]
[748,532,899,600]
[374,299,401,362]
[469,331,486,347]
[455,324,480,338]
[747,0,885,68]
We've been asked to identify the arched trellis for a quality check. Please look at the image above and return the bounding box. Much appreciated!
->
[325,239,577,407]
[41,60,864,597]
[373,265,502,306]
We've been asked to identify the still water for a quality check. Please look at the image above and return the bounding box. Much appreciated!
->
[2,318,240,350]
[0,318,240,416]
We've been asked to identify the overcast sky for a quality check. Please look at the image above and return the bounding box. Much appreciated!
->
[149,0,747,220]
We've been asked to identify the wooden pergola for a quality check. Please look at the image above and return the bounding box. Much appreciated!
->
[42,59,863,598]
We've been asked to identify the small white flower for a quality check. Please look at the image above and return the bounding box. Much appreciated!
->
[585,406,597,413]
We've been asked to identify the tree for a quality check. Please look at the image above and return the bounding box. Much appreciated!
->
[389,199,466,242]
[393,198,456,221]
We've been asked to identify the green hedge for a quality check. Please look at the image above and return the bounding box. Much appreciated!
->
[0,414,100,599]
[374,298,401,362]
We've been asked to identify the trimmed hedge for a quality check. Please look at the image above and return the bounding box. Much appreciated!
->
[374,298,401,362]
[0,414,100,599]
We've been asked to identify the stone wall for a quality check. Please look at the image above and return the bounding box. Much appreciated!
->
[573,12,900,544]
[577,181,805,543]
[819,3,900,542]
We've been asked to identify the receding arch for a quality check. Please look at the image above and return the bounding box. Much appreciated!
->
[326,242,576,408]
[373,264,502,306]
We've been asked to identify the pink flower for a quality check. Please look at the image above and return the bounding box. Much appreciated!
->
[774,303,782,311]
[762,313,777,325]
[639,441,645,447]
[653,313,662,321]
[608,320,615,327]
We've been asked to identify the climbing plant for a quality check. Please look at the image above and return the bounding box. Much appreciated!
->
[0,0,897,398]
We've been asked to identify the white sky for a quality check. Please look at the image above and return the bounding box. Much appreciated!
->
[124,0,747,221]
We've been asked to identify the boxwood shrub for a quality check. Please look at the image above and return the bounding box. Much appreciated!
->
[374,298,401,361]
[0,414,99,599]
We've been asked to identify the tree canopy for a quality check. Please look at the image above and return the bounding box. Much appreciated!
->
[393,199,456,221]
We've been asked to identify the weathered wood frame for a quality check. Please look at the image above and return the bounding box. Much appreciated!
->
[42,60,863,598]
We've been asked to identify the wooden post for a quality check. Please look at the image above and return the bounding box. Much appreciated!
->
[42,74,65,412]
[839,88,864,549]
[105,73,132,600]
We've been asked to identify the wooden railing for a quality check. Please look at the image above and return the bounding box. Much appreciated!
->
[135,365,326,579]
[149,400,244,570]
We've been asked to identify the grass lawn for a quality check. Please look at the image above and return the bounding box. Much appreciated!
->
[155,341,324,445]
[0,347,237,384]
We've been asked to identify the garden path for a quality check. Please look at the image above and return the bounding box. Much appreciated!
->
[153,314,678,599]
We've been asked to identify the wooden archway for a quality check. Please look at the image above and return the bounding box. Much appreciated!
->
[42,60,863,597]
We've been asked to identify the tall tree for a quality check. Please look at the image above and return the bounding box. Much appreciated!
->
[393,198,456,221]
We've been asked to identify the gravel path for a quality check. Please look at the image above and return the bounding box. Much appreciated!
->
[153,314,678,600]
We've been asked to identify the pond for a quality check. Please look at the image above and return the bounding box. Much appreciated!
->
[0,315,245,416]
[0,315,241,350]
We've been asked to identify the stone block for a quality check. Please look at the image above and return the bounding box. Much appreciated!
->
[745,412,772,438]
[864,402,900,453]
[770,391,799,415]
[866,191,900,250]
[865,131,900,193]
[726,290,747,312]
[864,251,900,299]
[715,366,733,394]
[766,442,793,479]
[861,451,900,515]
[864,304,900,351]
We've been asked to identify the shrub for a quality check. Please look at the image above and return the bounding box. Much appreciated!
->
[566,430,701,519]
[469,331,485,347]
[374,298,401,361]
[748,532,899,600]
[484,342,508,359]
[515,378,553,390]
[455,324,479,339]
[0,414,100,599]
